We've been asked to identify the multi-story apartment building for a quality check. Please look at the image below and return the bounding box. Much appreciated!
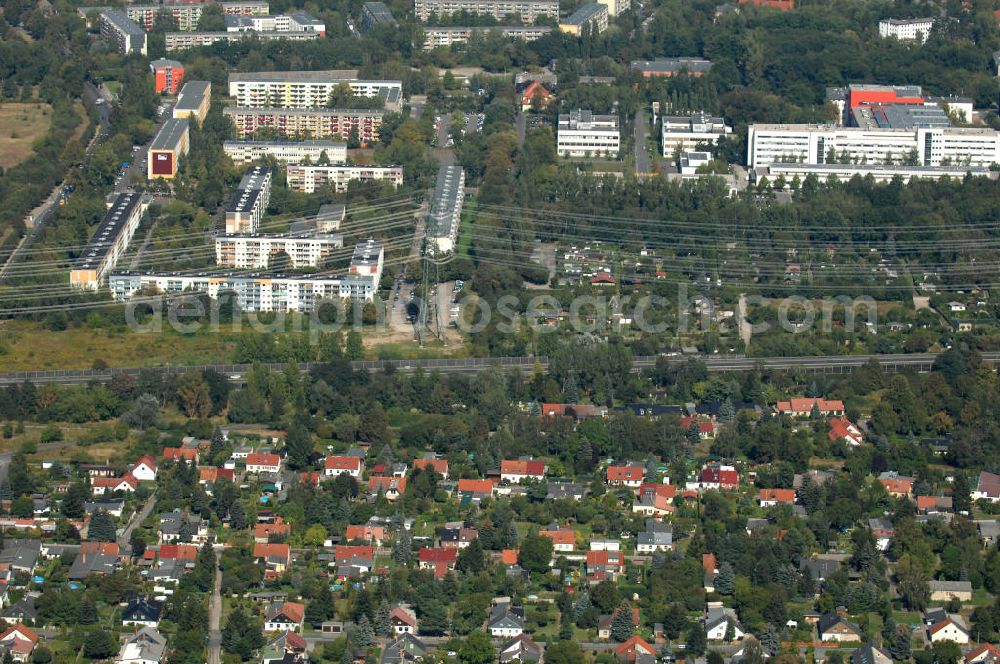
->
[349,239,384,280]
[150,58,184,94]
[557,109,620,158]
[223,140,347,164]
[165,30,320,50]
[148,118,190,180]
[100,10,147,55]
[631,57,713,77]
[215,232,343,268]
[422,25,551,48]
[747,124,1000,169]
[879,18,935,43]
[361,1,396,30]
[224,11,325,35]
[413,0,558,22]
[225,166,273,233]
[227,71,402,108]
[559,3,608,35]
[597,0,629,16]
[661,112,732,156]
[70,193,149,290]
[125,3,203,31]
[173,80,211,125]
[427,165,465,254]
[225,107,385,142]
[220,1,271,16]
[285,164,403,193]
[757,162,990,185]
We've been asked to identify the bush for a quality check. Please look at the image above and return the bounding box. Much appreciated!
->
[40,424,62,443]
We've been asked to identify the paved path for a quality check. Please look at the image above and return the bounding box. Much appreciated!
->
[634,109,652,175]
[207,547,223,664]
[119,493,156,549]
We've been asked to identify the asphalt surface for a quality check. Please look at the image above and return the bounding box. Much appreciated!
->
[207,547,223,664]
[0,352,976,386]
[635,109,652,175]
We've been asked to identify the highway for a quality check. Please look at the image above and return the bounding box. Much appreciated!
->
[0,352,987,386]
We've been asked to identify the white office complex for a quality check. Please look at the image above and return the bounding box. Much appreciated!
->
[286,164,403,193]
[215,233,344,268]
[422,25,552,48]
[557,109,620,158]
[427,165,465,254]
[228,71,402,109]
[879,18,935,43]
[225,166,273,233]
[224,11,325,34]
[165,30,321,50]
[223,140,347,164]
[99,10,147,55]
[661,112,732,156]
[747,124,1000,169]
[413,0,558,22]
[223,107,385,142]
[110,239,384,309]
[756,162,991,185]
[70,193,149,290]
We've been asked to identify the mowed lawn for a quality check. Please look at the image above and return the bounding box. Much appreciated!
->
[0,102,53,169]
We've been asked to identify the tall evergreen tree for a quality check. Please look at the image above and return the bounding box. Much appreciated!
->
[715,562,735,595]
[87,509,116,542]
[611,603,635,642]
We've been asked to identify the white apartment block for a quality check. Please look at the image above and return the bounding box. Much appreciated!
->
[228,71,402,109]
[225,166,273,233]
[413,0,558,22]
[422,25,552,48]
[747,124,1000,169]
[879,18,934,43]
[223,140,347,164]
[223,107,385,142]
[165,30,320,50]
[225,12,325,34]
[427,165,465,254]
[597,0,629,16]
[758,162,991,185]
[99,10,147,56]
[286,164,403,193]
[661,112,732,157]
[70,193,149,290]
[215,233,344,268]
[557,109,620,158]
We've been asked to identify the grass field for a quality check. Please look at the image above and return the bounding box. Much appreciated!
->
[0,102,53,169]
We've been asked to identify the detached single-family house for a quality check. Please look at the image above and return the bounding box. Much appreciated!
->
[828,418,864,446]
[413,457,449,479]
[253,543,291,579]
[852,643,893,664]
[418,547,457,579]
[706,606,745,641]
[615,635,656,663]
[818,612,863,642]
[118,627,167,664]
[246,453,281,474]
[264,601,305,633]
[122,597,163,628]
[0,624,38,662]
[539,527,576,552]
[389,605,417,635]
[928,616,971,644]
[324,455,363,478]
[776,397,845,417]
[606,465,645,488]
[973,471,1000,503]
[929,581,973,603]
[130,456,159,481]
[759,488,796,507]
[489,599,525,638]
[500,634,543,663]
[501,459,547,484]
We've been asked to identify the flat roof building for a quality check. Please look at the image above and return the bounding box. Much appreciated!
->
[148,118,190,180]
[661,112,732,157]
[285,164,403,194]
[224,107,385,143]
[100,10,147,56]
[173,80,212,125]
[557,109,620,158]
[427,165,465,254]
[756,162,991,185]
[150,58,184,94]
[225,166,273,233]
[70,193,149,290]
[166,29,320,50]
[224,11,325,36]
[559,3,608,35]
[223,140,347,165]
[215,232,344,269]
[631,57,713,77]
[879,17,934,43]
[422,25,552,48]
[221,1,271,16]
[350,238,384,278]
[361,2,396,30]
[413,0,558,22]
[228,71,402,109]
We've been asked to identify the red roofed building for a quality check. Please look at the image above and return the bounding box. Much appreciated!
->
[759,488,796,507]
[680,417,716,439]
[158,544,198,560]
[130,455,159,481]
[638,483,676,500]
[457,478,496,496]
[695,464,739,490]
[917,496,953,513]
[539,527,576,552]
[413,458,449,478]
[162,447,199,464]
[519,80,553,111]
[345,524,390,545]
[80,541,120,556]
[254,518,291,543]
[246,453,281,474]
[265,601,305,632]
[828,417,863,446]
[369,475,407,500]
[199,467,235,485]
[253,543,290,579]
[775,397,845,417]
[879,472,914,498]
[586,550,624,581]
[299,471,321,486]
[539,403,606,419]
[965,643,1000,664]
[324,455,362,478]
[590,272,616,286]
[615,635,655,662]
[973,471,1000,503]
[418,547,457,578]
[335,545,374,563]
[92,475,138,496]
[500,459,547,484]
[738,0,794,9]
[0,624,38,662]
[501,549,519,565]
[606,465,645,488]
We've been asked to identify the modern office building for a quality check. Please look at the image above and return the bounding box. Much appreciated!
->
[99,10,148,55]
[361,2,396,30]
[148,118,190,180]
[227,71,402,109]
[285,164,403,193]
[631,57,713,77]
[413,0,559,22]
[426,165,465,254]
[755,162,991,185]
[422,25,552,48]
[557,109,620,158]
[224,107,385,142]
[70,193,149,290]
[225,166,273,233]
[559,3,608,35]
[215,232,344,268]
[224,11,325,35]
[150,58,185,94]
[879,18,934,43]
[223,140,347,164]
[747,124,1000,169]
[165,29,321,50]
[173,80,211,125]
[661,112,732,156]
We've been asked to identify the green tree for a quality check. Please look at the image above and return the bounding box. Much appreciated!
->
[352,614,374,649]
[87,509,116,542]
[687,620,707,655]
[517,533,554,575]
[222,606,264,661]
[285,421,313,470]
[83,631,117,659]
[897,555,930,611]
[458,631,494,664]
[10,494,33,518]
[345,331,364,360]
[715,562,735,595]
[611,603,635,642]
[545,641,584,664]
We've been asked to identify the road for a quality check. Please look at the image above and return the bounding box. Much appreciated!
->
[207,547,223,664]
[516,112,527,146]
[0,352,979,386]
[635,109,652,175]
[119,493,156,550]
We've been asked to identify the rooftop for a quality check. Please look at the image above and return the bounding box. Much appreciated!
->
[74,193,145,270]
[174,80,211,112]
[150,117,190,151]
[562,2,606,24]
